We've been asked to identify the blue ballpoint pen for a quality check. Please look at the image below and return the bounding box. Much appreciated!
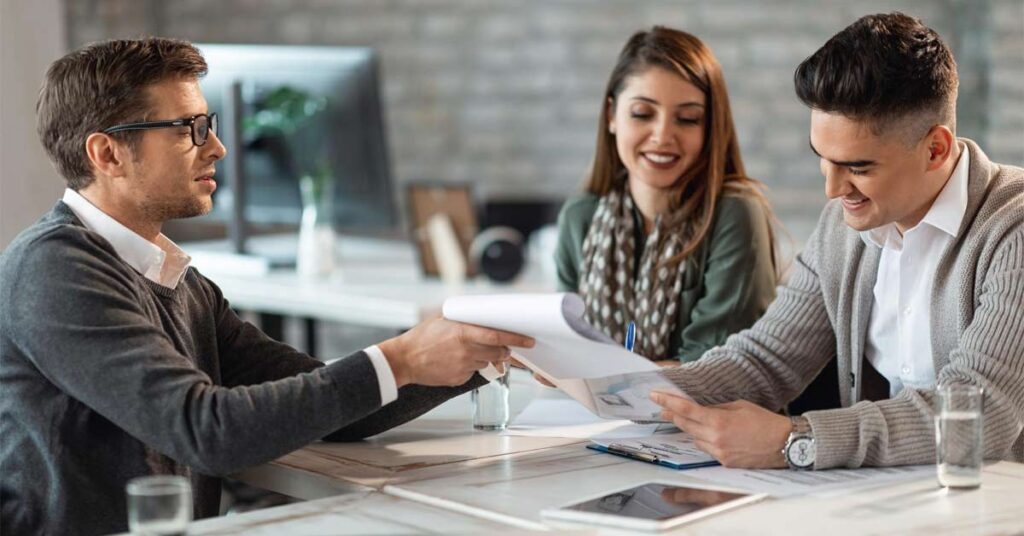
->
[625,321,636,352]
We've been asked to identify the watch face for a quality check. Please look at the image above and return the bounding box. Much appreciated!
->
[786,437,815,468]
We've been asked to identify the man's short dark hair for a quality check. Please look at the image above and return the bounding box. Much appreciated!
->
[794,12,958,142]
[36,37,208,190]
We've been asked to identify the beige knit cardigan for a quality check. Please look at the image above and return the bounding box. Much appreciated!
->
[665,138,1024,469]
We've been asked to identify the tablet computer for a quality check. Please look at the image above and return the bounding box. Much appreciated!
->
[540,481,766,531]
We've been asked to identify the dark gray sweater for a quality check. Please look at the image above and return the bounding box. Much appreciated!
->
[0,202,482,536]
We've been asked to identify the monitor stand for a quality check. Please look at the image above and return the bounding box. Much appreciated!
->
[189,81,299,275]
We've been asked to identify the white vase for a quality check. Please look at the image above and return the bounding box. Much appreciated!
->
[296,176,335,278]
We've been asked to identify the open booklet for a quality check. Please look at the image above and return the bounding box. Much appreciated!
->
[442,293,689,421]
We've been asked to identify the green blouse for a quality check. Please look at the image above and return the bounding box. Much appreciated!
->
[554,192,777,363]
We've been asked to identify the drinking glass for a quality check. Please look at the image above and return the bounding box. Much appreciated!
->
[934,384,984,489]
[126,475,192,535]
[472,365,511,430]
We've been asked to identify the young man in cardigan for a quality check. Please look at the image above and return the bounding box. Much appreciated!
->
[0,38,531,535]
[653,12,1024,470]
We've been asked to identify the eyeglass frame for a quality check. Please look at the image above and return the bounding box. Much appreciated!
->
[102,113,218,147]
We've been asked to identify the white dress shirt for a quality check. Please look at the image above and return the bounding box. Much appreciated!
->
[59,188,481,407]
[861,144,970,397]
[62,189,192,289]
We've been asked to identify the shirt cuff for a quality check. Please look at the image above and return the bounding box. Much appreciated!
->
[479,363,506,382]
[363,345,398,406]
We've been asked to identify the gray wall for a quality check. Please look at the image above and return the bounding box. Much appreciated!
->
[1,0,66,250]
[61,0,1024,244]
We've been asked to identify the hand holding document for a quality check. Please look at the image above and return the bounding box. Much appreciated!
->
[443,293,690,421]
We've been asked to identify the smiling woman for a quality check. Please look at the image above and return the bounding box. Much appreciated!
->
[554,27,780,365]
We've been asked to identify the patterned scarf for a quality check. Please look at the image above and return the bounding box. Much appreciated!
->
[578,187,688,360]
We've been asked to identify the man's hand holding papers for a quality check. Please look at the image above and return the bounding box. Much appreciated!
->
[650,392,791,469]
[378,317,533,387]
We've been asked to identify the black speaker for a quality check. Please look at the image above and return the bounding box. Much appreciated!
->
[470,226,525,283]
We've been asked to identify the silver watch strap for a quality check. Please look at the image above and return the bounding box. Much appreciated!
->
[790,415,811,435]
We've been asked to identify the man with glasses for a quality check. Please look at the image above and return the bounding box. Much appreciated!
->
[103,112,219,148]
[0,38,531,536]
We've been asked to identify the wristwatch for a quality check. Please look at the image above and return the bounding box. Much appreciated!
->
[783,415,816,470]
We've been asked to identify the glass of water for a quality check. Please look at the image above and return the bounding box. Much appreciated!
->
[934,384,984,489]
[472,365,511,430]
[126,475,192,535]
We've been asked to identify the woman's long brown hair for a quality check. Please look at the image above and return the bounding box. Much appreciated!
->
[586,26,780,269]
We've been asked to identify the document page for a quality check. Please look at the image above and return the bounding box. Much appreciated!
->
[443,293,658,379]
[584,370,691,420]
[685,464,935,497]
[502,398,660,439]
[443,293,687,420]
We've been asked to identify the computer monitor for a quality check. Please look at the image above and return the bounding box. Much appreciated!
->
[194,44,397,246]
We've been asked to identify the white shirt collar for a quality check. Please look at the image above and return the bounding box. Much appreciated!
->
[61,189,192,288]
[861,142,970,249]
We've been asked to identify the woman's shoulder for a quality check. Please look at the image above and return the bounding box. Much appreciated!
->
[557,192,601,229]
[717,189,769,218]
[709,189,772,242]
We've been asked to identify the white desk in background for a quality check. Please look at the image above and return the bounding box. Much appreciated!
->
[228,369,1024,535]
[184,233,555,331]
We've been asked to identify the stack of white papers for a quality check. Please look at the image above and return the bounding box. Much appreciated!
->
[502,398,660,439]
[686,464,935,497]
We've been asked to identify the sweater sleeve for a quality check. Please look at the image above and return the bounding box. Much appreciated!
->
[199,270,488,443]
[206,276,324,386]
[3,229,392,476]
[662,208,837,411]
[676,195,778,362]
[803,227,1024,469]
[321,377,487,442]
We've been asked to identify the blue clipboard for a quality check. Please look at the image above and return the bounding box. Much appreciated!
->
[587,443,721,470]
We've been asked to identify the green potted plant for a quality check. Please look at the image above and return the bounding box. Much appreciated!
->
[244,86,336,277]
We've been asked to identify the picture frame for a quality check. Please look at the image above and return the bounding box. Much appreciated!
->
[406,182,478,277]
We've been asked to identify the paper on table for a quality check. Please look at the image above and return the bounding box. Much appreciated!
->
[443,293,689,420]
[502,398,660,439]
[685,464,935,497]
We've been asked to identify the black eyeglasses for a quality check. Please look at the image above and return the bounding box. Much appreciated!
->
[103,113,218,147]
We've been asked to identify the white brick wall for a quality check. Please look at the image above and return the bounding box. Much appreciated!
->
[67,0,1024,244]
[991,0,1024,164]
